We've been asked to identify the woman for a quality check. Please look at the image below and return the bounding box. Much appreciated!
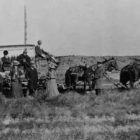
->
[94,62,105,95]
[46,62,59,99]
[11,60,23,98]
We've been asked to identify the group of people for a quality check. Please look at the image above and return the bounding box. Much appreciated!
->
[0,40,60,99]
[0,39,107,98]
[0,48,38,97]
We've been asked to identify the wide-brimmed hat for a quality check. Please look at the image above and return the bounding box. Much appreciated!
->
[13,60,19,66]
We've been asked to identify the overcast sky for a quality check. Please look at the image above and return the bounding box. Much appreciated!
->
[0,0,140,56]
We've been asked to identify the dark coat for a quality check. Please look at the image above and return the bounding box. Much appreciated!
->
[65,69,72,87]
[26,67,38,90]
[17,54,31,70]
[1,56,11,71]
[1,56,11,64]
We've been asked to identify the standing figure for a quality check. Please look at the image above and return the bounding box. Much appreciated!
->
[11,61,23,98]
[17,49,31,71]
[0,50,11,92]
[1,50,11,72]
[26,60,38,96]
[83,64,88,90]
[46,61,59,99]
[94,62,105,95]
[65,68,72,89]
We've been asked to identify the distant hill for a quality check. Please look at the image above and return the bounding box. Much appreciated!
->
[56,55,140,68]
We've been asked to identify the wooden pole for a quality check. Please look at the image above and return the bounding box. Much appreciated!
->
[24,5,27,45]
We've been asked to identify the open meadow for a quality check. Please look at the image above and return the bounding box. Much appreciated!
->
[0,89,140,140]
[0,55,140,140]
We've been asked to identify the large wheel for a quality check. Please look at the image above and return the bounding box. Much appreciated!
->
[12,81,23,98]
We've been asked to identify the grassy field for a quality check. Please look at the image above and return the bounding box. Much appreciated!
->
[0,55,140,140]
[0,88,140,140]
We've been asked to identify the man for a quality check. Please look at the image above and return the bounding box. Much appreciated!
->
[35,40,59,64]
[26,60,38,96]
[65,68,72,89]
[1,50,11,72]
[17,49,31,71]
[94,62,105,95]
[35,40,45,59]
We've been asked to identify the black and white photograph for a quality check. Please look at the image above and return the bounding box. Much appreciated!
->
[0,0,140,139]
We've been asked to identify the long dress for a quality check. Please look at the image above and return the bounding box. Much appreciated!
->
[46,69,59,99]
[11,67,23,98]
[94,65,105,90]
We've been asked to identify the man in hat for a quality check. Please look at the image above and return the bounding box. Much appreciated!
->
[35,40,45,59]
[35,40,50,59]
[1,50,11,72]
[94,61,105,95]
[35,40,59,64]
[26,60,38,96]
[17,49,31,71]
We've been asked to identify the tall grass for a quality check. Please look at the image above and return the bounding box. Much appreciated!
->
[0,89,140,139]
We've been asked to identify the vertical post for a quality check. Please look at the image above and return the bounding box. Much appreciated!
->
[24,5,27,44]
